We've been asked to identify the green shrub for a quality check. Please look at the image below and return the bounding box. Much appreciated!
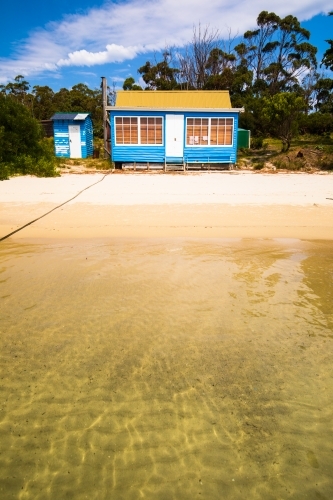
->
[0,163,10,181]
[320,159,333,170]
[251,136,264,149]
[253,162,264,170]
[0,96,59,179]
[273,158,303,170]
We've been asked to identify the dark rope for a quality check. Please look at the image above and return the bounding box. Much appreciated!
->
[0,171,111,242]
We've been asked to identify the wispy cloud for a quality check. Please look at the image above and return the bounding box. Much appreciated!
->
[0,0,329,82]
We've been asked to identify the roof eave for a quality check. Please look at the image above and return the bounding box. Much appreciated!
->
[107,107,244,113]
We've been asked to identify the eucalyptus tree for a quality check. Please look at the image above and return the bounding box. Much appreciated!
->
[31,85,56,120]
[321,12,333,72]
[235,11,317,95]
[177,25,221,89]
[122,77,142,90]
[138,51,179,90]
[0,75,33,110]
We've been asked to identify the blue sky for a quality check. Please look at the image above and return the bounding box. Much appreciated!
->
[1,0,332,91]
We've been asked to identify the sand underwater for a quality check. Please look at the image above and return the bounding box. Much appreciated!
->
[0,236,333,500]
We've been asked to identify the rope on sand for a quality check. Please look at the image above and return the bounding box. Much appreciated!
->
[0,171,111,243]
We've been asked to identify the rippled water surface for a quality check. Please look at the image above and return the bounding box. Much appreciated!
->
[0,238,332,499]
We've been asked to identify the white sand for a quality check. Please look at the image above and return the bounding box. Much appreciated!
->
[1,172,333,240]
[1,171,333,206]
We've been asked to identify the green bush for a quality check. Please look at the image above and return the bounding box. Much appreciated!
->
[273,158,303,171]
[299,113,333,136]
[0,163,10,180]
[250,136,264,149]
[320,159,333,170]
[0,95,58,179]
[253,162,264,170]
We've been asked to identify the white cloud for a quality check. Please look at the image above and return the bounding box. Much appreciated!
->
[57,44,143,67]
[0,0,329,82]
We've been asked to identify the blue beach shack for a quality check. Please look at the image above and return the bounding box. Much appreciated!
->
[108,91,243,169]
[51,113,93,158]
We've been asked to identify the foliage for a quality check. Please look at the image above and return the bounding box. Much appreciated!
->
[123,77,143,90]
[0,75,32,108]
[0,95,58,179]
[261,93,307,151]
[322,40,333,72]
[299,112,333,135]
[250,136,264,149]
[235,11,317,95]
[139,51,179,90]
[321,12,333,71]
[1,78,104,138]
[32,85,56,120]
[313,78,333,113]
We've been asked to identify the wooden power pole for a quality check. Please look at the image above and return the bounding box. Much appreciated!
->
[101,76,110,159]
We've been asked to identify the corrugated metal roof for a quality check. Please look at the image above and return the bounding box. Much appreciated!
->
[115,91,232,109]
[74,113,90,120]
[51,112,90,120]
[51,113,77,120]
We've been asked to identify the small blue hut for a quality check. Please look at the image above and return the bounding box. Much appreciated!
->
[108,91,243,169]
[51,113,93,158]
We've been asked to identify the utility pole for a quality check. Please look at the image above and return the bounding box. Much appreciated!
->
[101,76,110,159]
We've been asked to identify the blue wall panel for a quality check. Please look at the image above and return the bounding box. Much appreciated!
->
[53,121,70,157]
[84,117,94,157]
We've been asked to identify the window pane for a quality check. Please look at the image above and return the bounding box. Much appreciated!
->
[193,119,201,144]
[201,119,209,144]
[131,119,138,143]
[217,119,225,145]
[186,118,194,145]
[123,124,131,144]
[210,121,218,145]
[115,117,123,144]
[225,125,233,145]
[140,118,147,144]
[147,123,155,144]
[156,120,162,144]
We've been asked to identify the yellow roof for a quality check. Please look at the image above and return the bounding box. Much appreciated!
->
[115,90,232,109]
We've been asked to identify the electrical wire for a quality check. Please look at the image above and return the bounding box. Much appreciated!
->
[0,171,111,242]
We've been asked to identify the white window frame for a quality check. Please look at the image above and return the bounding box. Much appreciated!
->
[185,117,234,147]
[114,116,164,146]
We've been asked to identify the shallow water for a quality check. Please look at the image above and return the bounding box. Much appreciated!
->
[0,238,332,499]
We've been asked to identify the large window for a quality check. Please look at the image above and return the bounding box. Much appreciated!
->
[186,117,233,146]
[115,117,163,145]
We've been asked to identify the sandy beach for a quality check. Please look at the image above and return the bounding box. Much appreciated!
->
[1,171,333,240]
[1,172,333,499]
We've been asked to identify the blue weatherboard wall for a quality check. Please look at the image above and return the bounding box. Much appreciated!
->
[51,113,93,158]
[110,110,239,164]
